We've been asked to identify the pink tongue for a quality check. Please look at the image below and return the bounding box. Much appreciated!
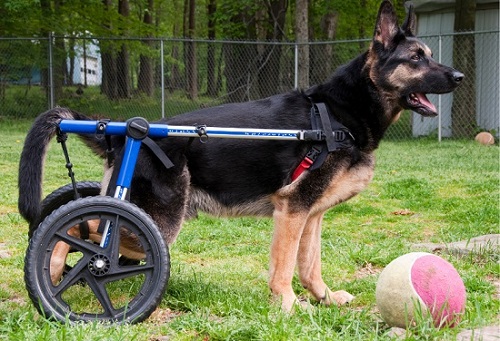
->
[416,93,436,113]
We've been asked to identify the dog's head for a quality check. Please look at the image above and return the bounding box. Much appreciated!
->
[367,1,464,117]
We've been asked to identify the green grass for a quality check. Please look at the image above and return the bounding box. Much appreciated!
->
[0,119,498,340]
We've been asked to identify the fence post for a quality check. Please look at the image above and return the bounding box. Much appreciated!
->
[438,34,442,142]
[48,32,54,109]
[161,39,165,119]
[294,43,298,89]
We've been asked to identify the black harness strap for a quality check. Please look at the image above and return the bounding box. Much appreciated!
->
[316,102,337,152]
[142,137,175,170]
[291,102,355,181]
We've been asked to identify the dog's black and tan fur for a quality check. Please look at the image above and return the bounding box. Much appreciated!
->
[19,1,463,312]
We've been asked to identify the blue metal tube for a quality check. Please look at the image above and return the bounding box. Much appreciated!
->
[116,137,142,189]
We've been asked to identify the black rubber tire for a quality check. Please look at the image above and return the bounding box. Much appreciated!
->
[29,181,102,238]
[24,196,170,324]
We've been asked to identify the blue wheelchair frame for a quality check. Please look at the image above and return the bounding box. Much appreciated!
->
[58,117,319,248]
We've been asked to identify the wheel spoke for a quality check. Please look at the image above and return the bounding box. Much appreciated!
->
[106,215,122,262]
[105,263,155,282]
[54,230,102,254]
[52,257,89,296]
[85,275,116,317]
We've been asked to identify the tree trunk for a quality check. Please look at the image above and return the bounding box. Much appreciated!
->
[101,46,118,99]
[53,35,65,102]
[138,0,155,96]
[39,0,51,106]
[295,0,309,89]
[452,0,476,138]
[257,0,287,97]
[100,0,118,99]
[223,6,258,102]
[117,0,131,99]
[310,11,337,85]
[168,0,182,92]
[68,37,75,86]
[185,0,197,100]
[52,0,68,104]
[206,0,217,97]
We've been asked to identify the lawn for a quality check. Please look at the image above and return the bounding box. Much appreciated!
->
[0,118,498,340]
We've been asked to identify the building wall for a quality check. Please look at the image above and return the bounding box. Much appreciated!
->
[68,40,102,86]
[412,6,499,137]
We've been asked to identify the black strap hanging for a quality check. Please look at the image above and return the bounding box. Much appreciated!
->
[56,129,90,239]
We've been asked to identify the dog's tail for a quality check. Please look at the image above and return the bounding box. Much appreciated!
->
[18,107,106,224]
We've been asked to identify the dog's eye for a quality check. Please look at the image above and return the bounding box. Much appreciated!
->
[411,55,421,61]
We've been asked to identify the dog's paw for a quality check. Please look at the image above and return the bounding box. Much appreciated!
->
[321,290,355,306]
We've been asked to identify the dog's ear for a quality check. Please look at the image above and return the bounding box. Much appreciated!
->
[373,0,400,49]
[402,2,417,37]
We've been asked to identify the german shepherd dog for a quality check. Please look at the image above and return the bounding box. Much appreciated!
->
[19,1,463,312]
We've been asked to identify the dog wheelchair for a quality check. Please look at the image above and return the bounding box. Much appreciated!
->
[24,115,336,324]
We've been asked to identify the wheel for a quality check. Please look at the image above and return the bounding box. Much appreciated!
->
[24,196,170,324]
[29,181,102,238]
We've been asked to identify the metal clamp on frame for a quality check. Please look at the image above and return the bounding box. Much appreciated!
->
[96,119,110,139]
[126,117,150,140]
[195,125,209,143]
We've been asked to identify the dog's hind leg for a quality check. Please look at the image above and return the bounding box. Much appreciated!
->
[297,212,354,306]
[268,198,309,312]
[130,164,190,245]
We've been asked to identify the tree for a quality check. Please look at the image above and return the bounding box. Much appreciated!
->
[138,0,155,96]
[168,0,183,92]
[452,0,476,137]
[206,0,217,97]
[218,0,258,102]
[100,0,118,99]
[309,7,337,85]
[257,0,288,97]
[117,0,131,99]
[185,0,198,100]
[39,0,66,106]
[295,0,309,89]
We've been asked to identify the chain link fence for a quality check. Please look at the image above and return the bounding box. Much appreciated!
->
[0,31,498,140]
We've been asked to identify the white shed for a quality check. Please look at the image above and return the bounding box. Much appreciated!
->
[411,0,499,137]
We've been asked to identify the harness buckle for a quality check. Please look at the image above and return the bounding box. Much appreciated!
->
[333,130,346,142]
[306,146,322,160]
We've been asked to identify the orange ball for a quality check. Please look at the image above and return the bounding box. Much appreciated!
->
[475,132,495,145]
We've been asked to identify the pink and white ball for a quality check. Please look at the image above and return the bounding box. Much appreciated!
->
[376,252,466,328]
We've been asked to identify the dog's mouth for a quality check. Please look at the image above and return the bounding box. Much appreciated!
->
[405,93,438,117]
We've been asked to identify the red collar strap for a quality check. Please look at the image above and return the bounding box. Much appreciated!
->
[291,145,323,181]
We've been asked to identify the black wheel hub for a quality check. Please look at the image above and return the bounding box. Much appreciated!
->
[88,254,111,276]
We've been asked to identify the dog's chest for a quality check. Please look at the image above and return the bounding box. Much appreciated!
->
[311,153,375,214]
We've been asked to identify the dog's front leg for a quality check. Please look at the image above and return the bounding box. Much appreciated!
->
[297,212,354,306]
[268,200,308,312]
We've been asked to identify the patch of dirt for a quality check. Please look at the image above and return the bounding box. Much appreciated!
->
[354,262,382,279]
[0,243,12,258]
[391,209,415,216]
[411,234,499,256]
[148,307,184,325]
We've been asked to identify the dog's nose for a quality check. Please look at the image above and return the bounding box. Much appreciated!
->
[453,71,464,84]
